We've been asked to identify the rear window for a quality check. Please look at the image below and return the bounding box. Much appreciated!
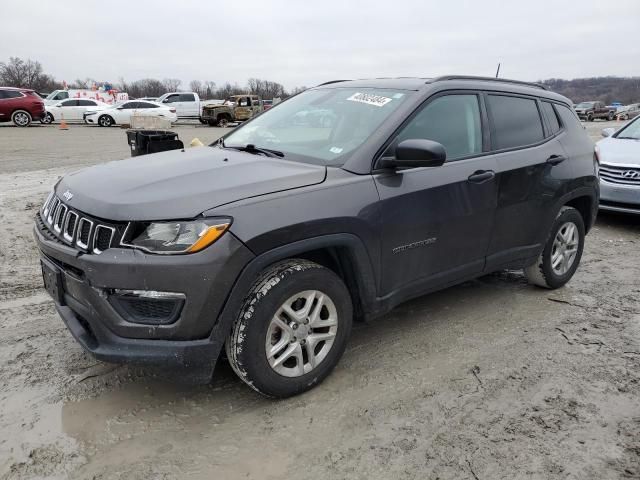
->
[541,101,561,136]
[488,95,544,150]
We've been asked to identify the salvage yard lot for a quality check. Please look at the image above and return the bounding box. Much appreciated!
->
[0,122,639,479]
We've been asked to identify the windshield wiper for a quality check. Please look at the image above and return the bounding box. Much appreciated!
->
[616,136,639,140]
[224,144,285,157]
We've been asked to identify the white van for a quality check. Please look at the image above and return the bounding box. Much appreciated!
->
[44,89,128,106]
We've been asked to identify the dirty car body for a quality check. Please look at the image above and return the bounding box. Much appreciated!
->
[200,94,263,127]
[34,76,598,393]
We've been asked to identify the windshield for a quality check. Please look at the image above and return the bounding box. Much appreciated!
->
[576,102,595,108]
[615,117,640,140]
[222,87,412,166]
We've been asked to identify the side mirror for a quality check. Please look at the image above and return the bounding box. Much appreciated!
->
[116,106,124,110]
[379,139,447,169]
[601,127,615,137]
[55,103,63,107]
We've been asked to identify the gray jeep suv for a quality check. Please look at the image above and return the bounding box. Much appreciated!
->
[34,76,598,397]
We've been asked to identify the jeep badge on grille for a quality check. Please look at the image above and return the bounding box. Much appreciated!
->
[62,190,73,201]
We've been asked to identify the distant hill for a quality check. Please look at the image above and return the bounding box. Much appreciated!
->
[539,77,640,105]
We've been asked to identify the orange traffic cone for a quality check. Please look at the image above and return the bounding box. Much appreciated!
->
[59,115,69,130]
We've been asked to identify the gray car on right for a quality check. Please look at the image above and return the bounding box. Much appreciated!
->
[597,116,640,214]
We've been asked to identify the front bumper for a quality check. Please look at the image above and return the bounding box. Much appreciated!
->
[599,179,640,214]
[34,219,254,367]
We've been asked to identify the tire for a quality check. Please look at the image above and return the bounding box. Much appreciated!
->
[217,115,230,128]
[608,112,614,121]
[41,112,54,124]
[586,114,593,122]
[198,117,207,124]
[207,119,216,127]
[524,206,585,289]
[98,115,114,127]
[12,110,32,127]
[226,259,353,398]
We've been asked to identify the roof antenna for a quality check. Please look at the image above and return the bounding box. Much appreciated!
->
[495,63,501,78]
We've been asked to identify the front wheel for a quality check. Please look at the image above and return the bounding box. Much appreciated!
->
[98,115,114,127]
[217,116,230,128]
[226,259,353,398]
[608,112,614,121]
[524,206,585,289]
[41,112,54,124]
[586,114,593,122]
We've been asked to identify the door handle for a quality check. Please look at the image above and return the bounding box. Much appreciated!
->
[546,154,567,166]
[467,170,495,183]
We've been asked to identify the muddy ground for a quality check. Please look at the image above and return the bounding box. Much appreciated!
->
[0,121,638,479]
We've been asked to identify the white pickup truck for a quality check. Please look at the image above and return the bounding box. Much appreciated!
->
[156,92,221,121]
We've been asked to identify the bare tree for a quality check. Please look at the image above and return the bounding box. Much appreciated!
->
[0,57,62,92]
[189,80,203,97]
[247,78,287,100]
[162,78,181,92]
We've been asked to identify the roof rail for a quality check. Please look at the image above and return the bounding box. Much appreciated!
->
[429,75,547,90]
[317,79,351,86]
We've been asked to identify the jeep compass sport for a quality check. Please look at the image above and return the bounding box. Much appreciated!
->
[34,76,598,397]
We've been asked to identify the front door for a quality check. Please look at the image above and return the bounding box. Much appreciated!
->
[373,92,498,298]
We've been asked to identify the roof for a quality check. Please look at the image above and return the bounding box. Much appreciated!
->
[315,76,570,103]
[0,86,34,92]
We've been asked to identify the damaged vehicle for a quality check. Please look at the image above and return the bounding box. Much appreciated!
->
[34,76,598,398]
[200,94,263,127]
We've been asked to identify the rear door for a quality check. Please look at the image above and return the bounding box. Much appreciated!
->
[374,92,498,298]
[178,93,198,117]
[58,99,80,120]
[484,93,572,270]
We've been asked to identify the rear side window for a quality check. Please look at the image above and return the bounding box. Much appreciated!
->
[1,90,24,99]
[179,93,195,102]
[77,100,95,106]
[488,95,544,150]
[541,101,561,136]
[555,104,585,134]
[394,94,482,161]
[138,102,158,108]
[61,100,78,106]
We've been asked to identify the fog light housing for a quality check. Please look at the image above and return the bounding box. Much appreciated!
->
[107,289,185,325]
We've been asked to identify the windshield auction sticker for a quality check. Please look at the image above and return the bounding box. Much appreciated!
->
[346,92,393,107]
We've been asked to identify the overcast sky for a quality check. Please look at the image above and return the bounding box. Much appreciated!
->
[2,0,638,90]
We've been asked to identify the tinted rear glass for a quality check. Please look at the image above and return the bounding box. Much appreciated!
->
[541,101,561,136]
[488,95,544,150]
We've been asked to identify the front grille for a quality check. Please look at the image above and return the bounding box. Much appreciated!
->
[600,164,640,185]
[39,194,119,254]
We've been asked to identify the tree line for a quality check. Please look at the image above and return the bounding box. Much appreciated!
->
[2,56,639,104]
[0,57,306,100]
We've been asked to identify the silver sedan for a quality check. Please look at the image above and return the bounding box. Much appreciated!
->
[596,117,640,214]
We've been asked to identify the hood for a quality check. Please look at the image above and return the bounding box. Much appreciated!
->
[597,136,640,166]
[56,147,326,221]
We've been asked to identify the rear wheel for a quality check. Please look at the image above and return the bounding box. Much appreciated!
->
[98,115,114,127]
[586,114,593,122]
[207,119,216,127]
[608,112,614,121]
[12,110,32,127]
[524,206,585,289]
[226,259,353,398]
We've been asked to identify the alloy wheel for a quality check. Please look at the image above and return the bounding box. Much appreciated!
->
[14,112,30,126]
[551,221,579,275]
[265,290,338,377]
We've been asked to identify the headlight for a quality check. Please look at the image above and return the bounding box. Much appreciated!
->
[121,218,231,254]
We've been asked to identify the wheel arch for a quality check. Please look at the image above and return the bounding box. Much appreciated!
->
[207,234,378,360]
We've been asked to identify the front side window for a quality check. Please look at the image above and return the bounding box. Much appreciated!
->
[488,95,544,150]
[163,95,179,103]
[391,94,482,161]
[223,87,412,166]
